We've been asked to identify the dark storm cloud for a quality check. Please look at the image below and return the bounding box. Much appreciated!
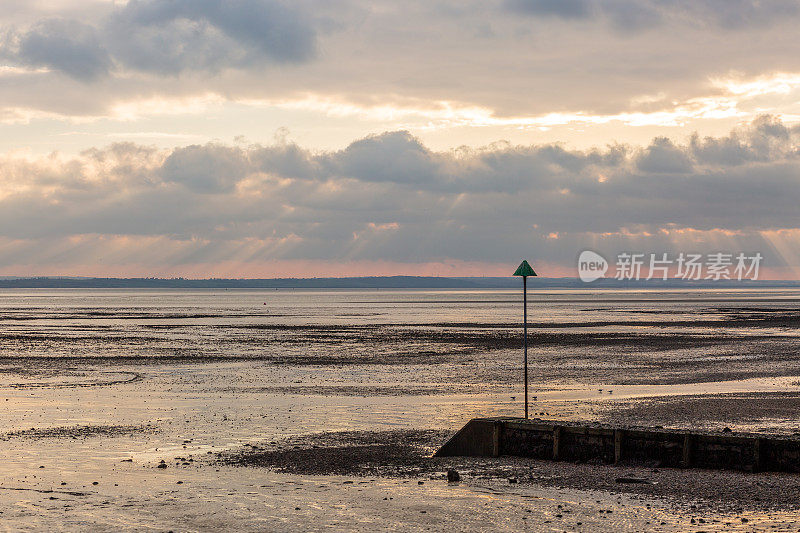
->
[0,0,316,80]
[1,116,799,267]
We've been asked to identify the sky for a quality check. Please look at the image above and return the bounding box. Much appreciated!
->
[1,0,800,278]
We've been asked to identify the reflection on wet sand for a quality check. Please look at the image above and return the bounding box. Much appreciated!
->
[2,288,800,530]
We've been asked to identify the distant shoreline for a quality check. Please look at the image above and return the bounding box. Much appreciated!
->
[0,276,799,289]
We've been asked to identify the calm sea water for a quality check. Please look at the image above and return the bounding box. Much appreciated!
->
[1,288,800,362]
[0,289,800,381]
[4,287,800,322]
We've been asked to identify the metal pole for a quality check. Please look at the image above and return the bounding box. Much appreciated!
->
[523,275,528,419]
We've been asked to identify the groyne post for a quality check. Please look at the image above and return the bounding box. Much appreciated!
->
[614,429,624,464]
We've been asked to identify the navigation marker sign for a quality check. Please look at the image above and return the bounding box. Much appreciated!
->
[513,260,537,419]
[513,260,536,277]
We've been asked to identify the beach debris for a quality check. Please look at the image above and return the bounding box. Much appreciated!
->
[157,460,167,469]
[508,477,518,484]
[722,427,733,433]
[446,469,460,482]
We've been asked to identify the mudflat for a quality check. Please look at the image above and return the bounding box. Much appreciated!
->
[3,288,800,530]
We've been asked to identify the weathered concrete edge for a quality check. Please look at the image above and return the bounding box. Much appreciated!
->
[434,417,800,473]
[434,418,501,457]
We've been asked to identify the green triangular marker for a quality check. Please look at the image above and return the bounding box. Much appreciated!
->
[513,260,537,277]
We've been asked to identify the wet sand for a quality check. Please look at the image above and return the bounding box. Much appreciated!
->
[3,359,800,531]
[603,391,800,432]
[225,428,800,512]
[3,289,800,530]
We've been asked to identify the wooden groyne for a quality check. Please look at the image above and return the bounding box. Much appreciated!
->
[435,417,800,473]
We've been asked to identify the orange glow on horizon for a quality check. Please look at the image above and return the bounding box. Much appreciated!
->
[0,260,795,280]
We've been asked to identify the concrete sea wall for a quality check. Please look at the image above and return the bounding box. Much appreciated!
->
[435,418,800,473]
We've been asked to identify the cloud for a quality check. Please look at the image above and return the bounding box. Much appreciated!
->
[0,0,317,80]
[635,137,693,173]
[505,0,591,19]
[504,0,800,32]
[161,144,249,193]
[2,0,800,134]
[2,18,112,80]
[683,0,800,29]
[602,0,662,33]
[0,116,799,274]
[106,0,317,75]
[326,131,442,185]
[690,115,794,166]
